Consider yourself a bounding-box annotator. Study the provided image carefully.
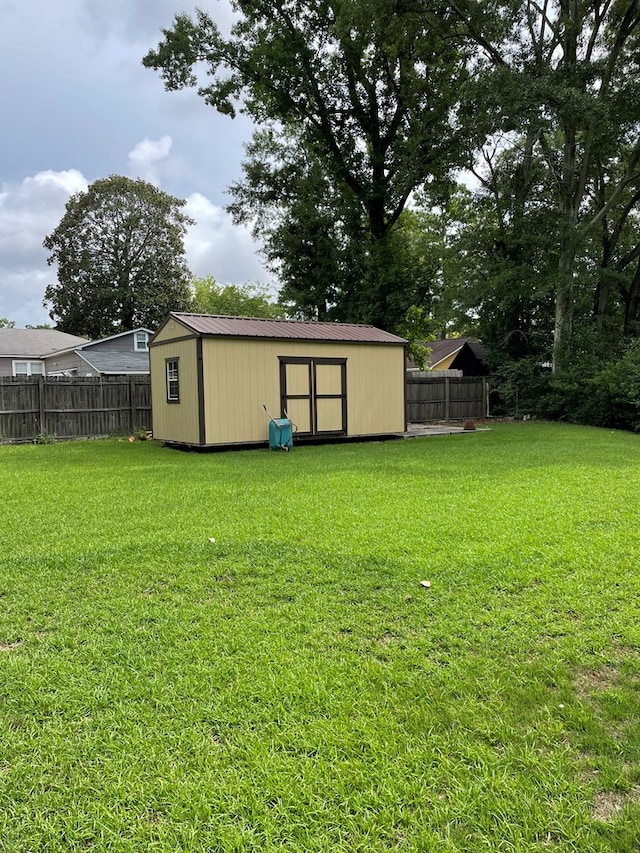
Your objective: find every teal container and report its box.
[269,418,293,450]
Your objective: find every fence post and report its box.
[444,377,450,420]
[38,376,45,435]
[130,375,136,431]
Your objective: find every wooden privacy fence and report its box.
[0,376,151,442]
[0,373,485,443]
[406,373,488,422]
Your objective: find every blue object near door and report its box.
[269,418,293,450]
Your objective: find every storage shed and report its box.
[149,313,407,448]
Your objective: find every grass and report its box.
[1,423,640,851]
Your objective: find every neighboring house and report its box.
[0,329,89,377]
[408,337,488,376]
[150,313,407,448]
[44,328,153,376]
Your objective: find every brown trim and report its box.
[149,334,196,348]
[196,337,205,445]
[165,356,180,403]
[312,359,347,435]
[279,356,347,437]
[403,345,408,432]
[183,332,404,347]
[279,357,313,435]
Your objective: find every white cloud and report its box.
[0,163,276,328]
[184,193,274,286]
[0,170,90,325]
[127,135,173,185]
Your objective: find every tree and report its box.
[0,318,15,328]
[452,0,640,370]
[191,276,284,318]
[43,176,194,338]
[143,0,471,329]
[227,127,369,321]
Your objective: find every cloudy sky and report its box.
[0,0,273,328]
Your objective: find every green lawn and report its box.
[1,423,640,851]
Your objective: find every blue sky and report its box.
[0,0,273,327]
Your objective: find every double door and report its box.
[279,357,347,437]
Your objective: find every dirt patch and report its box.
[0,640,22,652]
[592,787,640,822]
[575,665,619,699]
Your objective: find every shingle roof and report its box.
[0,329,89,358]
[78,351,150,374]
[428,337,487,367]
[75,328,154,351]
[46,327,154,358]
[167,313,406,344]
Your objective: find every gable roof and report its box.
[428,337,487,368]
[0,329,89,358]
[75,327,153,351]
[46,327,154,358]
[161,313,406,344]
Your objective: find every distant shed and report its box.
[149,313,407,448]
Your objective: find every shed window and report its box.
[166,358,179,402]
[13,360,44,377]
[135,332,149,351]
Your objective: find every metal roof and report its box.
[0,329,89,358]
[168,313,407,344]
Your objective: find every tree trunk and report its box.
[623,258,640,336]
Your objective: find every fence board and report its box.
[0,376,151,442]
[406,374,487,422]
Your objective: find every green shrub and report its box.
[527,340,640,431]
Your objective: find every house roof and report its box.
[163,313,407,344]
[77,351,150,375]
[428,337,487,368]
[46,327,154,358]
[0,329,89,358]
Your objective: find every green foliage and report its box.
[33,430,56,445]
[456,1,640,369]
[0,318,15,328]
[191,276,284,318]
[536,341,640,432]
[144,3,466,237]
[3,427,640,847]
[144,1,472,330]
[43,176,193,339]
[488,357,554,417]
[393,305,433,370]
[490,338,640,434]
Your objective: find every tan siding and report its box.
[202,339,404,444]
[150,338,200,444]
[152,317,193,345]
[348,345,405,435]
[432,352,457,371]
[286,398,312,433]
[316,363,342,395]
[316,398,343,432]
[286,363,310,396]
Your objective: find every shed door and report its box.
[280,358,347,436]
